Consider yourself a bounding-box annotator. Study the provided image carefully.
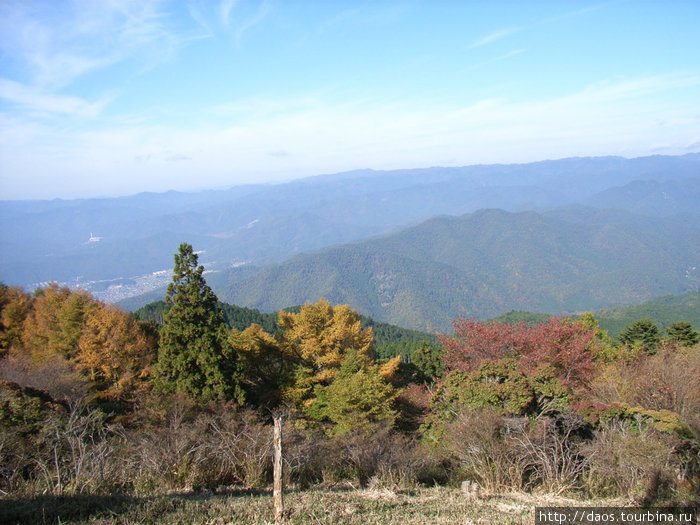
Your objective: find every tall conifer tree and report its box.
[153,243,243,404]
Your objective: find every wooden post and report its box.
[273,414,284,524]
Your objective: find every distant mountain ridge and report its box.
[2,153,699,302]
[217,206,700,331]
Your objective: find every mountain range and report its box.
[1,153,699,330]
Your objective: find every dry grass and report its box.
[0,485,634,525]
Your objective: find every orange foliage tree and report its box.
[21,283,92,362]
[76,303,157,397]
[0,284,32,355]
[3,283,156,400]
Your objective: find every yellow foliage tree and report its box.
[277,299,374,405]
[378,355,402,382]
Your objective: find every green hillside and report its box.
[488,310,553,326]
[593,291,700,338]
[218,207,700,331]
[483,292,700,340]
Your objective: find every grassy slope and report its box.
[0,486,634,525]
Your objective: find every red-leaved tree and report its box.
[439,317,598,388]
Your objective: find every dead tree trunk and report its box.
[273,413,284,524]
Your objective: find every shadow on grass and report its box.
[0,488,266,525]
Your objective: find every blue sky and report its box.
[1,0,699,199]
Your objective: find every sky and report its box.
[1,0,699,200]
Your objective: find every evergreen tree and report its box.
[618,318,661,353]
[153,243,243,404]
[666,321,699,347]
[411,341,443,381]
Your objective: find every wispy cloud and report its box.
[540,2,609,25]
[233,0,272,46]
[468,27,518,49]
[316,8,362,35]
[0,78,111,118]
[220,0,240,27]
[0,0,181,90]
[190,0,271,46]
[573,74,700,104]
[188,3,215,38]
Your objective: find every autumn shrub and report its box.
[34,403,124,495]
[589,343,700,435]
[122,396,273,492]
[431,408,524,490]
[439,316,599,389]
[0,383,127,497]
[0,353,89,403]
[394,382,431,432]
[0,380,68,495]
[511,412,591,494]
[314,422,426,488]
[125,415,209,492]
[368,430,429,489]
[429,360,570,420]
[202,409,272,489]
[280,423,329,488]
[581,420,688,500]
[427,405,594,494]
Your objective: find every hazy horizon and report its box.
[1,1,699,200]
[1,150,698,203]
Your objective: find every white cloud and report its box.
[233,0,272,46]
[2,73,699,199]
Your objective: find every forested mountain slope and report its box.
[218,207,700,331]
